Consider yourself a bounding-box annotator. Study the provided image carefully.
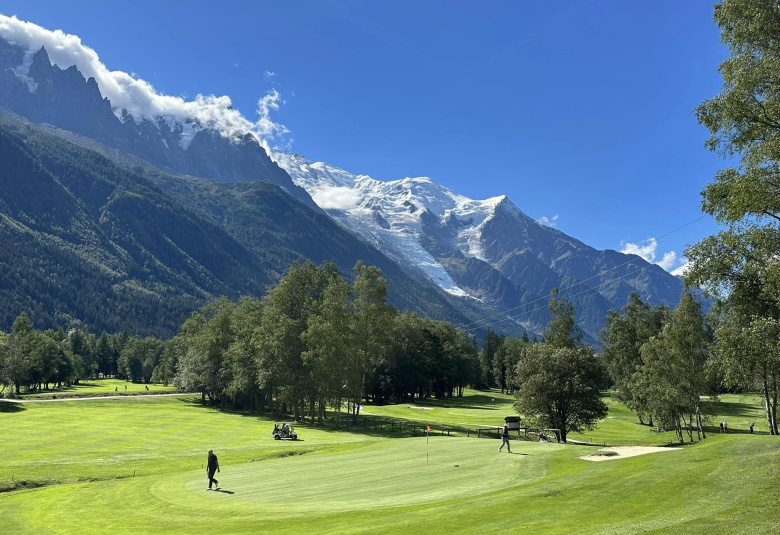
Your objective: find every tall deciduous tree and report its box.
[513,294,606,442]
[637,293,713,443]
[545,289,583,349]
[349,261,394,422]
[687,0,780,434]
[512,344,608,443]
[302,274,353,424]
[601,293,667,425]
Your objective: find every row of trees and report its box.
[0,257,612,443]
[601,292,713,443]
[171,261,480,423]
[0,313,170,394]
[683,0,780,435]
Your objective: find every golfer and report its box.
[206,449,220,490]
[498,424,511,453]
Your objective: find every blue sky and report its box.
[2,0,727,273]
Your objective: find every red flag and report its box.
[426,426,431,432]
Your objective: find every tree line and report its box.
[0,257,611,442]
[0,312,170,394]
[0,255,753,445]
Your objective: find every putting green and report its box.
[160,438,561,511]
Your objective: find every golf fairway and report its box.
[1,393,778,534]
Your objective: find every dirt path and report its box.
[580,446,680,462]
[0,393,190,403]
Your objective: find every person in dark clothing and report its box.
[750,422,755,434]
[498,424,511,453]
[206,449,220,490]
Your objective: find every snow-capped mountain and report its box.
[0,38,317,210]
[0,15,690,341]
[275,152,510,298]
[276,153,687,339]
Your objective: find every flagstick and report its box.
[426,426,430,466]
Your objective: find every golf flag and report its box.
[426,426,431,432]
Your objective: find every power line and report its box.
[460,264,652,333]
[454,214,708,332]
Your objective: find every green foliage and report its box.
[687,0,780,435]
[512,344,608,442]
[512,294,607,442]
[544,288,583,349]
[478,329,501,389]
[601,292,667,421]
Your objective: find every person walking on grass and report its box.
[206,449,220,490]
[750,422,755,434]
[498,424,511,453]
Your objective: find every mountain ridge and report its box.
[276,153,689,339]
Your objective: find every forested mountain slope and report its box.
[0,117,506,336]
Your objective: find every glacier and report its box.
[274,152,521,299]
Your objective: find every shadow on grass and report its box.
[702,401,764,418]
[388,393,509,411]
[0,401,26,413]
[174,396,479,439]
[214,488,235,495]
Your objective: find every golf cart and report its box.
[272,422,298,440]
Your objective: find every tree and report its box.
[222,296,264,410]
[349,261,394,422]
[512,344,608,443]
[255,261,335,418]
[636,293,713,443]
[601,293,667,424]
[512,296,606,442]
[3,313,34,394]
[498,336,528,394]
[118,337,165,383]
[478,330,501,389]
[95,332,117,378]
[712,314,780,434]
[544,289,583,349]
[302,273,354,424]
[686,0,780,433]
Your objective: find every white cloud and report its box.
[620,238,659,262]
[657,250,677,270]
[309,185,363,210]
[537,214,559,227]
[620,237,681,272]
[671,259,690,277]
[0,14,287,148]
[264,70,277,81]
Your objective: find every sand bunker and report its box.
[408,406,434,410]
[580,446,680,462]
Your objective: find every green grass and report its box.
[17,378,178,399]
[0,392,777,534]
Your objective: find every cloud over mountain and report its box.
[0,14,286,148]
[620,237,680,272]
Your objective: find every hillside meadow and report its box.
[0,388,776,534]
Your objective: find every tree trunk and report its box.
[695,395,705,440]
[762,373,777,435]
[772,373,779,436]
